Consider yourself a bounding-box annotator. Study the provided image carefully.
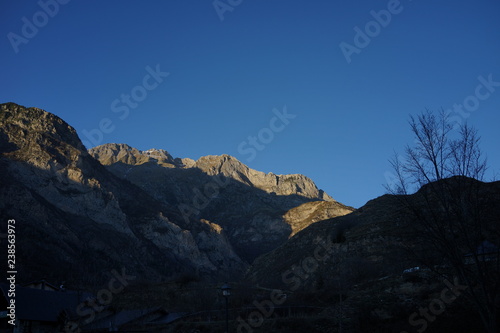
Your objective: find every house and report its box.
[403,266,420,274]
[0,283,88,333]
[22,279,62,292]
[464,240,499,265]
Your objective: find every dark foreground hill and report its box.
[244,177,500,332]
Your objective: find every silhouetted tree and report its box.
[386,110,499,333]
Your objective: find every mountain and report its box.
[0,102,352,287]
[2,102,498,331]
[0,103,249,286]
[244,177,500,330]
[89,143,334,201]
[88,143,353,262]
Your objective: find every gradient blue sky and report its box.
[1,0,499,208]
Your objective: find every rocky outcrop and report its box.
[283,200,354,237]
[89,143,194,168]
[193,154,334,201]
[89,145,333,201]
[89,143,348,262]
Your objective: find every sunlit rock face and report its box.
[90,143,351,263]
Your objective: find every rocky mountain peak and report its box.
[0,102,86,155]
[89,143,182,168]
[91,143,334,202]
[193,153,335,201]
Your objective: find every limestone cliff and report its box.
[89,145,333,201]
[89,144,350,262]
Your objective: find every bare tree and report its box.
[386,110,499,333]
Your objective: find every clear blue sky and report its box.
[1,0,499,208]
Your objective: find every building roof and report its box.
[84,308,165,330]
[0,283,182,329]
[465,240,500,257]
[0,283,90,322]
[22,279,61,291]
[476,240,499,255]
[148,311,189,325]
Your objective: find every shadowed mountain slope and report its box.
[89,143,353,262]
[0,103,243,286]
[0,102,352,287]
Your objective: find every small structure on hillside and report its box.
[464,240,499,265]
[22,279,61,292]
